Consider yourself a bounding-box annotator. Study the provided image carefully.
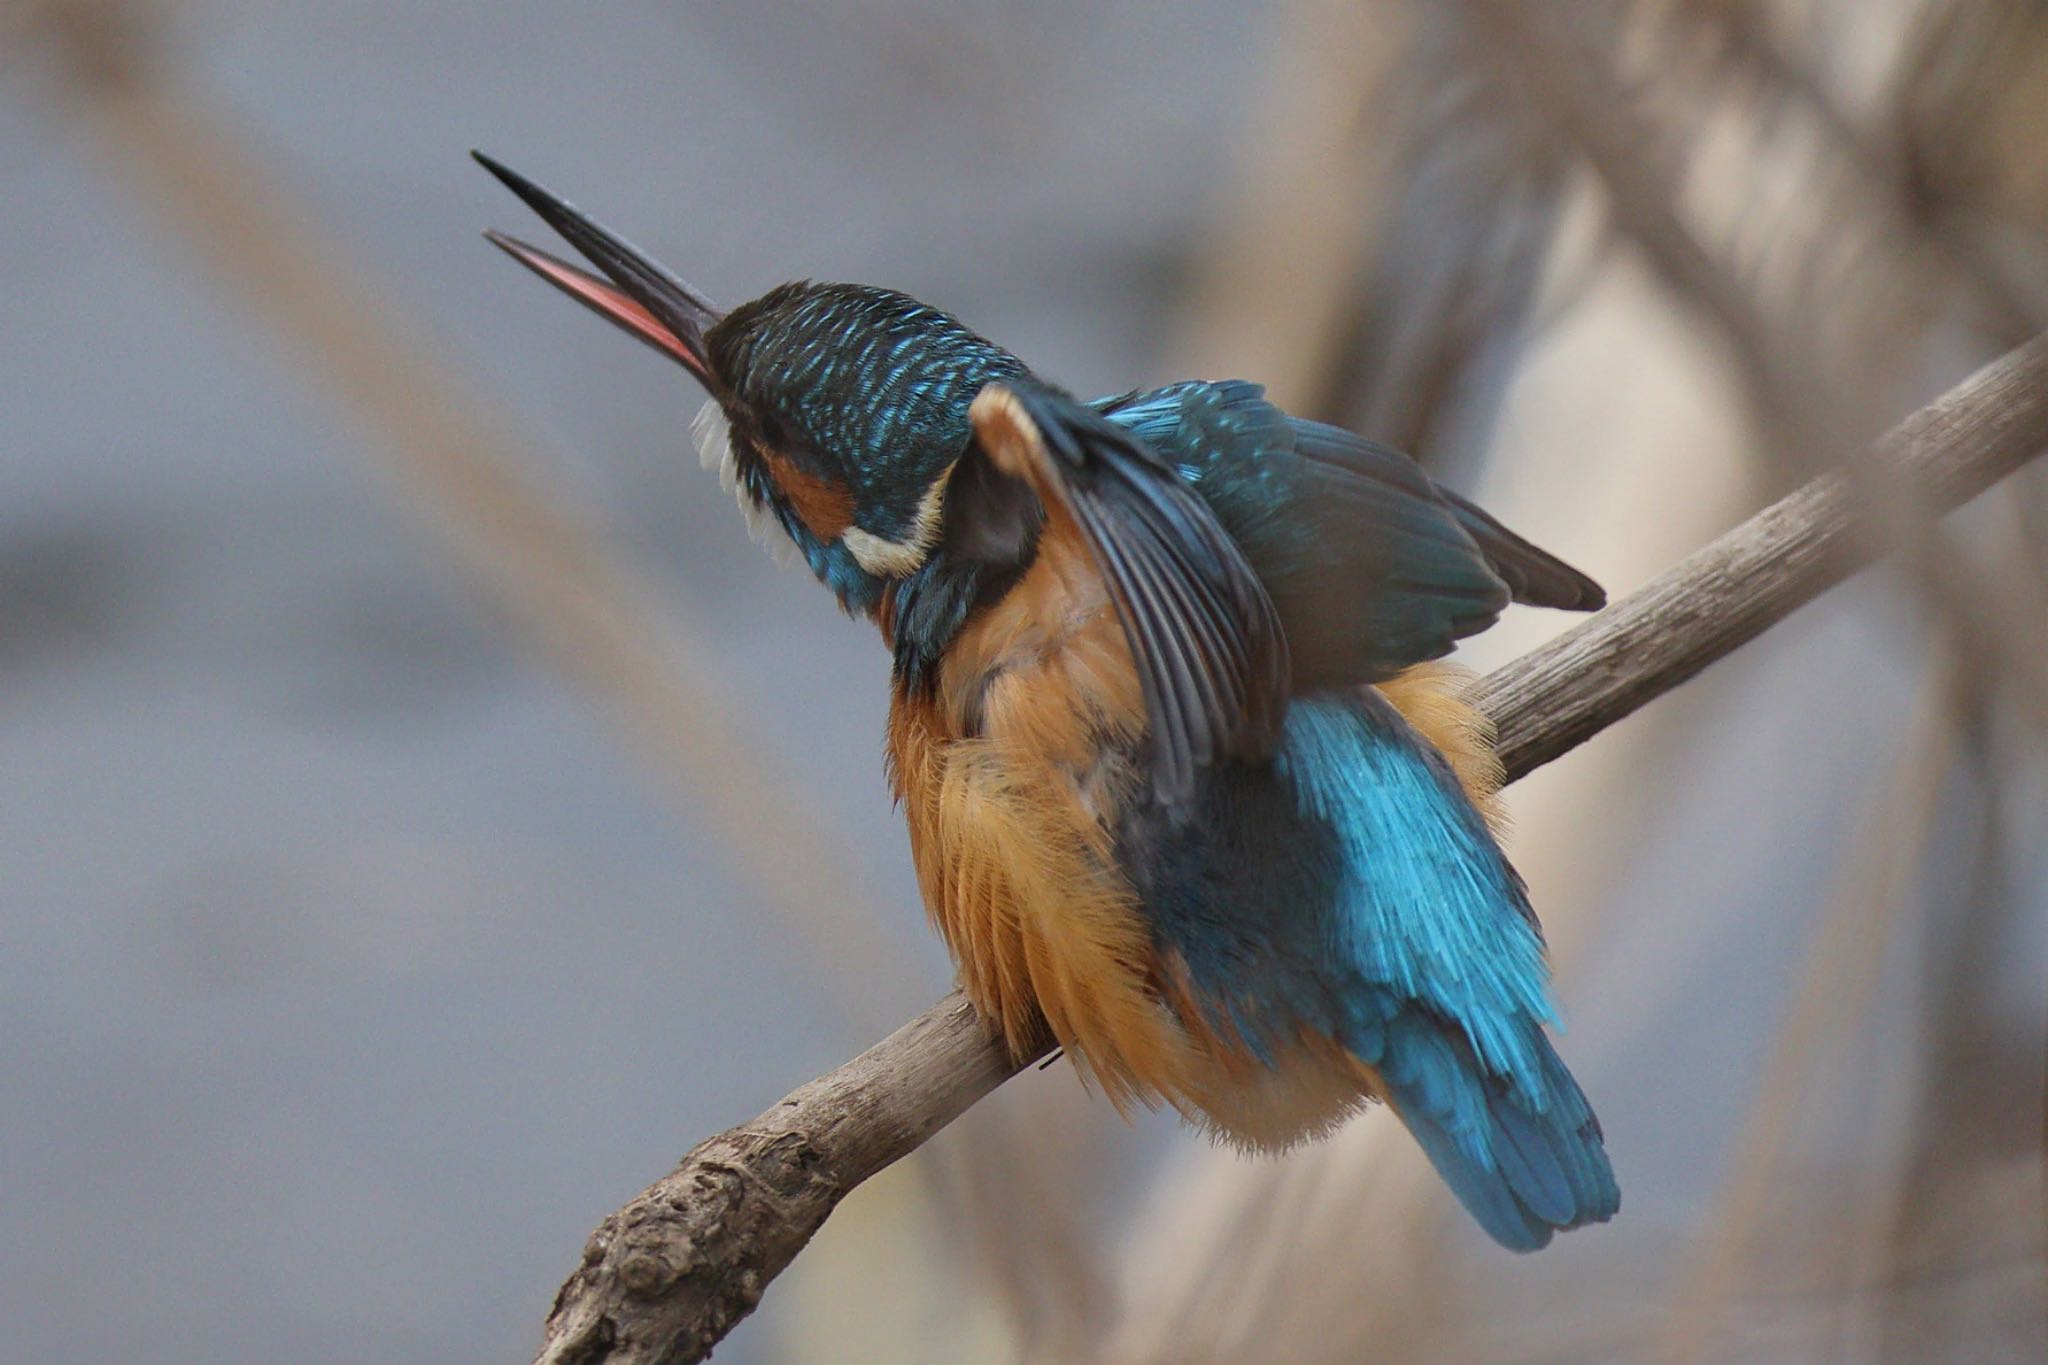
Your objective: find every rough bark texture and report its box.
[1483,335,2048,780]
[535,996,1022,1365]
[535,335,2048,1365]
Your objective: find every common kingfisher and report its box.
[477,153,1620,1251]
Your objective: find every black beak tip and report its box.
[471,151,556,215]
[470,147,726,365]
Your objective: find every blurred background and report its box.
[4,1,2046,1360]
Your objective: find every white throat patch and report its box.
[692,399,802,568]
[691,399,950,579]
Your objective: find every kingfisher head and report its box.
[476,154,1028,614]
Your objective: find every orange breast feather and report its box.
[887,517,1197,1110]
[885,517,1508,1142]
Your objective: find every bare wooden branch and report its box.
[535,334,2048,1365]
[536,997,1015,1364]
[1484,332,2048,779]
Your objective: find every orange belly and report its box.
[887,518,1199,1111]
[886,520,1508,1144]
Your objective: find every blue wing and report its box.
[1118,690,1619,1250]
[1098,382,1603,689]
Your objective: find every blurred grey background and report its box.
[4,2,2045,1362]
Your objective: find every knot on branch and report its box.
[539,1128,851,1365]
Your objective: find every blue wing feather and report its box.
[1098,382,1602,686]
[1087,380,1616,1247]
[1119,690,1618,1250]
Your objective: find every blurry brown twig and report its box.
[1654,655,1960,1363]
[533,334,2048,1365]
[1321,7,1576,460]
[1460,0,1824,455]
[1164,0,1409,414]
[1462,0,2048,743]
[27,0,923,1024]
[1894,2,2048,331]
[1167,1,1575,466]
[1678,0,2046,345]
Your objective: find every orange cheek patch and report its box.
[758,446,856,540]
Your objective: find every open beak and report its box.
[474,151,723,384]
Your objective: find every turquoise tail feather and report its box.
[1125,689,1619,1250]
[1292,693,1619,1249]
[1377,1008,1618,1251]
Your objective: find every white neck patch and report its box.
[840,473,948,577]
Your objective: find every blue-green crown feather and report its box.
[708,283,1026,544]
